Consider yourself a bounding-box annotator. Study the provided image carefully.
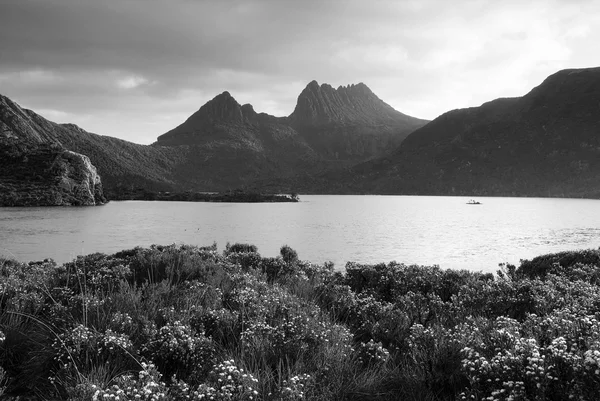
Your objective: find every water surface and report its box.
[1,195,599,272]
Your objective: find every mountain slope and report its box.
[0,106,108,206]
[309,67,600,197]
[0,94,183,194]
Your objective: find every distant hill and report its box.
[290,67,600,198]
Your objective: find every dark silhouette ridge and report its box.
[289,67,600,198]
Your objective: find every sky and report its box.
[1,0,599,145]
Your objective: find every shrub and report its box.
[141,321,216,382]
[225,243,258,255]
[516,249,600,279]
[280,245,299,264]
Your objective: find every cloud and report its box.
[117,75,150,90]
[1,0,599,144]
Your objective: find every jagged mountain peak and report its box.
[300,80,373,98]
[157,80,428,148]
[289,80,418,126]
[306,79,320,89]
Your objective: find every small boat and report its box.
[467,199,482,205]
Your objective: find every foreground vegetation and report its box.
[2,245,600,400]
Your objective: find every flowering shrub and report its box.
[61,253,132,294]
[240,310,335,369]
[191,307,241,349]
[186,359,259,401]
[278,373,312,400]
[83,362,169,401]
[51,324,135,386]
[226,251,262,271]
[109,312,135,333]
[141,321,216,381]
[354,339,389,367]
[460,314,600,400]
[6,245,600,400]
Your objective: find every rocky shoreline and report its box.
[107,189,299,203]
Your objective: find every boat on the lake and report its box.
[467,199,482,205]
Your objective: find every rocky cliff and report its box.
[0,139,107,206]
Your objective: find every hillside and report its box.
[291,67,600,197]
[0,94,180,194]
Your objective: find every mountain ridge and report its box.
[8,66,599,199]
[284,67,600,198]
[1,80,428,194]
[157,81,427,147]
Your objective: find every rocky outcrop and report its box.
[56,150,106,205]
[0,141,107,206]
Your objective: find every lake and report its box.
[1,195,599,273]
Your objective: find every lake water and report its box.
[1,195,599,273]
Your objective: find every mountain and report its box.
[288,81,427,161]
[157,81,428,165]
[299,67,600,197]
[156,91,321,188]
[0,81,427,195]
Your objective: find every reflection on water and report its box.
[1,196,600,272]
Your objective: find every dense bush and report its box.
[1,246,600,400]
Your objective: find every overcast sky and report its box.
[1,0,599,144]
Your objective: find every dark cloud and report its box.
[1,0,599,144]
